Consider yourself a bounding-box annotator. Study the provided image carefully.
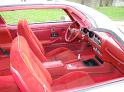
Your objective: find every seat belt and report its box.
[0,48,10,57]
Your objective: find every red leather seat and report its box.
[18,19,76,64]
[0,75,20,92]
[0,15,11,76]
[0,15,12,52]
[0,57,10,76]
[10,36,94,92]
[0,15,12,44]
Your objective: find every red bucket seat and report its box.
[0,15,12,74]
[10,36,94,92]
[18,19,76,64]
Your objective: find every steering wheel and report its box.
[65,21,80,42]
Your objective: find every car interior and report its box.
[0,5,124,92]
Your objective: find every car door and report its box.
[2,8,72,44]
[30,22,72,43]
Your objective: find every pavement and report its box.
[113,21,124,31]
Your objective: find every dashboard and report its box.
[81,28,102,46]
[80,28,124,74]
[80,28,105,57]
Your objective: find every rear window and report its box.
[0,9,71,25]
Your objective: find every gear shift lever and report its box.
[78,54,81,60]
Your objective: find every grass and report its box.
[0,7,124,25]
[97,7,124,21]
[0,9,67,25]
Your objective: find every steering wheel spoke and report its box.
[65,21,80,42]
[68,32,73,41]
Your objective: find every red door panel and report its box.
[30,22,72,42]
[8,22,72,43]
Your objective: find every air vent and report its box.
[83,28,89,34]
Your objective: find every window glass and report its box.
[0,9,71,25]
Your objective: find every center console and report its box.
[66,56,113,73]
[43,55,114,78]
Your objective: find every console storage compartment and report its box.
[83,59,99,67]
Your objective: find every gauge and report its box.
[81,28,89,34]
[89,31,94,38]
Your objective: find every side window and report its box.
[0,9,71,25]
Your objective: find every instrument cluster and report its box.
[81,28,102,46]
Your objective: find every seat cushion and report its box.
[0,57,11,76]
[52,71,94,91]
[46,47,77,63]
[0,57,10,70]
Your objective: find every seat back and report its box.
[10,36,52,92]
[0,15,12,44]
[18,19,47,62]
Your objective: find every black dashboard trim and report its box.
[89,28,124,47]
